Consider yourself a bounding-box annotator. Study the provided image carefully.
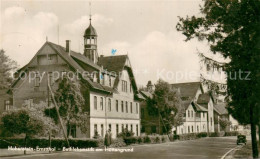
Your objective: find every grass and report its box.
[234,143,260,159]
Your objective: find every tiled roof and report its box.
[171,82,201,109]
[214,102,228,115]
[47,42,115,93]
[98,55,127,73]
[197,93,211,104]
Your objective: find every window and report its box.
[25,99,33,107]
[94,124,97,136]
[131,124,133,132]
[116,100,118,112]
[197,126,199,132]
[116,124,119,136]
[94,96,97,110]
[108,98,111,111]
[47,54,52,60]
[203,124,205,130]
[136,103,139,114]
[35,74,40,87]
[126,101,128,113]
[5,100,10,111]
[191,111,193,118]
[188,126,190,133]
[130,102,133,113]
[136,125,139,136]
[188,110,190,117]
[101,124,104,137]
[109,124,111,132]
[192,126,194,132]
[122,80,127,92]
[121,124,124,132]
[203,112,205,118]
[126,124,128,130]
[121,101,124,112]
[100,97,103,110]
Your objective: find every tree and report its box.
[219,118,232,132]
[153,79,183,134]
[50,76,89,138]
[1,102,58,153]
[176,0,260,157]
[0,49,17,89]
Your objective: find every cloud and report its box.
[101,30,212,86]
[62,14,113,35]
[1,6,59,67]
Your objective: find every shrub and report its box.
[93,131,101,139]
[173,135,180,140]
[197,132,207,138]
[143,136,151,143]
[209,132,220,137]
[117,128,134,138]
[225,131,238,136]
[124,137,137,145]
[110,138,126,147]
[137,137,143,144]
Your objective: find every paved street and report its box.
[0,137,238,159]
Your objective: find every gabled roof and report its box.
[140,91,153,99]
[171,82,202,109]
[214,102,228,115]
[192,102,208,112]
[10,42,113,94]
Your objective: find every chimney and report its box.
[66,40,71,55]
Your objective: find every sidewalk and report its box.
[225,143,260,159]
[0,149,51,157]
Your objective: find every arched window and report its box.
[108,98,111,111]
[100,97,103,110]
[94,96,97,110]
[188,110,190,117]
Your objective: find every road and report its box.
[0,137,238,159]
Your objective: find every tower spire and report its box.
[89,2,92,23]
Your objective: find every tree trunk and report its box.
[250,104,258,158]
[24,133,27,155]
[67,121,71,138]
[258,123,260,145]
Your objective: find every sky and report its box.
[0,0,226,87]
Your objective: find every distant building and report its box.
[171,82,215,134]
[7,16,141,138]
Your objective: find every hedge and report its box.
[0,138,101,149]
[224,131,239,136]
[123,135,169,145]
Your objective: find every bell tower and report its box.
[84,4,98,63]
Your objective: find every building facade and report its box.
[8,16,141,139]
